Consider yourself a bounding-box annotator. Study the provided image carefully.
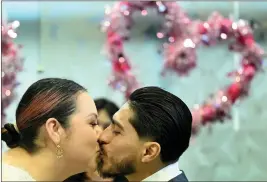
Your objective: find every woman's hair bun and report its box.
[1,123,21,148]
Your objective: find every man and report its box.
[97,87,192,181]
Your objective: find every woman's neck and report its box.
[3,147,71,181]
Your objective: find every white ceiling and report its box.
[3,1,267,21]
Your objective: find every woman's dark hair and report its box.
[1,78,86,153]
[94,98,119,118]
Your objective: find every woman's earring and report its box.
[56,145,63,159]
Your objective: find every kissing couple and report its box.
[2,78,192,182]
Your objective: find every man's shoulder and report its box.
[169,171,188,182]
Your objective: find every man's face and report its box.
[97,103,142,178]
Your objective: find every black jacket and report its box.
[113,171,188,182]
[168,171,188,182]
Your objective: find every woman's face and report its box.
[98,109,112,130]
[61,92,101,174]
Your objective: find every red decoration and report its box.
[227,83,242,103]
[101,1,265,135]
[2,19,24,124]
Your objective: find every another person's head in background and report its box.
[95,98,119,130]
[97,86,192,181]
[2,78,101,181]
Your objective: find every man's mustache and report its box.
[99,145,107,156]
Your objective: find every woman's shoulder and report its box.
[2,163,36,181]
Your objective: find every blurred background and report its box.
[2,1,267,180]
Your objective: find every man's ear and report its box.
[141,142,161,163]
[45,118,65,145]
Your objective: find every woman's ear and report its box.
[141,142,161,163]
[45,118,64,145]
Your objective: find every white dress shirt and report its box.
[142,161,182,181]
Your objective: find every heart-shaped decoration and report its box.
[101,1,265,135]
[2,20,24,124]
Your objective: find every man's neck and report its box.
[126,160,165,181]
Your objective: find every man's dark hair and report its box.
[128,86,192,164]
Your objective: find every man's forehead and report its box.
[121,102,130,110]
[113,102,133,123]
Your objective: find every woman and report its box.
[2,78,101,181]
[64,98,119,182]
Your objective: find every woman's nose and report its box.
[95,125,103,137]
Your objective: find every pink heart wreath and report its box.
[2,20,24,124]
[101,1,265,135]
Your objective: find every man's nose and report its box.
[97,129,111,145]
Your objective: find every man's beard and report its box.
[97,155,136,178]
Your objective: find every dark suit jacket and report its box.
[113,171,188,182]
[169,171,188,182]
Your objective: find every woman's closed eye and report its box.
[89,121,98,127]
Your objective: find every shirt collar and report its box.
[142,161,182,181]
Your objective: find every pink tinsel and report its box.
[2,20,24,124]
[101,1,265,135]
